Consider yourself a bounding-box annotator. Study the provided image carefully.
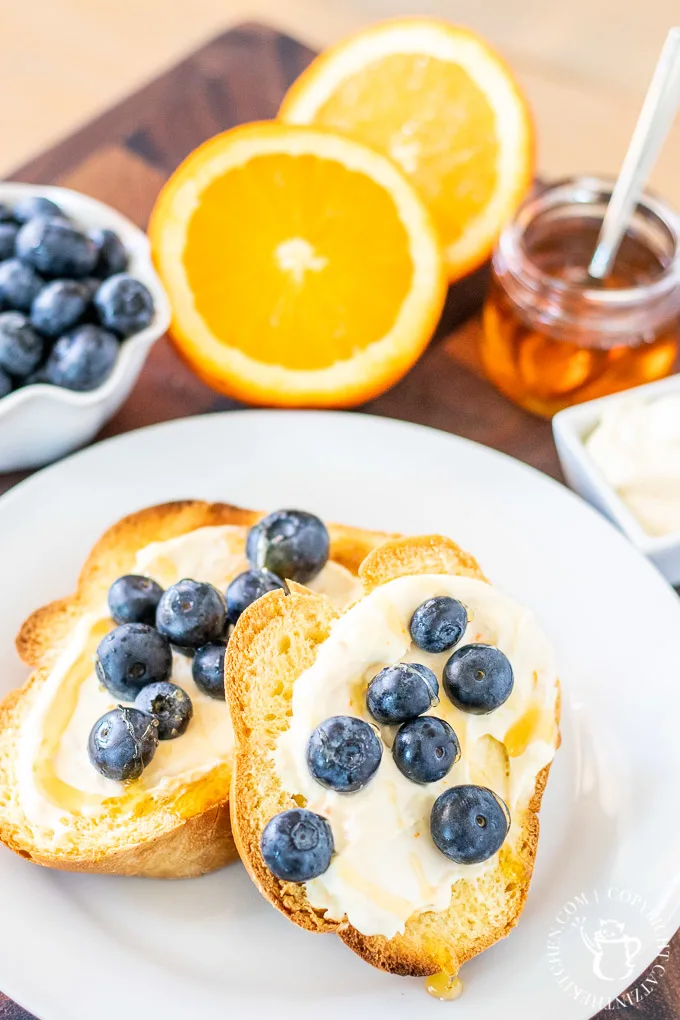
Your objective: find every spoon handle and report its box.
[588,27,680,280]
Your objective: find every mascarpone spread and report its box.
[17,525,361,843]
[585,393,680,537]
[274,573,559,939]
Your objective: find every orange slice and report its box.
[279,18,534,281]
[148,122,446,407]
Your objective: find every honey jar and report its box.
[481,177,680,417]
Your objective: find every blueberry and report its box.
[307,715,382,793]
[443,644,514,714]
[0,312,44,378]
[23,365,49,387]
[0,259,44,311]
[44,324,118,391]
[108,574,164,626]
[95,622,172,700]
[91,228,129,278]
[12,196,64,224]
[94,273,154,337]
[246,510,329,584]
[88,706,159,782]
[260,808,334,882]
[134,681,193,740]
[393,716,460,784]
[156,579,227,649]
[30,279,89,337]
[366,662,438,725]
[0,366,12,398]
[225,568,285,625]
[0,223,18,261]
[16,217,97,278]
[0,203,14,223]
[410,596,468,654]
[192,642,227,700]
[430,785,510,864]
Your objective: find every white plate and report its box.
[0,410,678,1020]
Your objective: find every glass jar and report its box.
[480,176,680,417]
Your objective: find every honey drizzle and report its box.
[426,969,463,1001]
[33,617,118,814]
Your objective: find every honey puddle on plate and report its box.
[426,970,463,1001]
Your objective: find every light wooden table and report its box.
[2,0,680,204]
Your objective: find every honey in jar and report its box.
[481,177,680,417]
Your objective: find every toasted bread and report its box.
[226,535,560,977]
[0,500,392,878]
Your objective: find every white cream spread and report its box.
[585,393,680,537]
[274,574,559,940]
[16,524,361,842]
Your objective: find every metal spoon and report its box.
[588,26,680,280]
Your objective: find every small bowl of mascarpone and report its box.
[553,374,680,584]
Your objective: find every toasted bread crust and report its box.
[16,501,261,670]
[226,535,560,975]
[359,534,488,590]
[228,586,339,930]
[2,501,392,878]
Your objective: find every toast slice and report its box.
[226,535,560,979]
[0,500,392,878]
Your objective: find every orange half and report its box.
[148,122,446,407]
[279,18,534,281]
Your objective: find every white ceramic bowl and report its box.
[553,373,680,584]
[0,182,170,471]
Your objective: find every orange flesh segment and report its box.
[184,153,414,371]
[308,54,499,251]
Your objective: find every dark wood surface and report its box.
[2,22,678,1020]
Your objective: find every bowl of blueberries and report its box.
[0,182,170,471]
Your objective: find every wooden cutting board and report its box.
[3,22,678,1020]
